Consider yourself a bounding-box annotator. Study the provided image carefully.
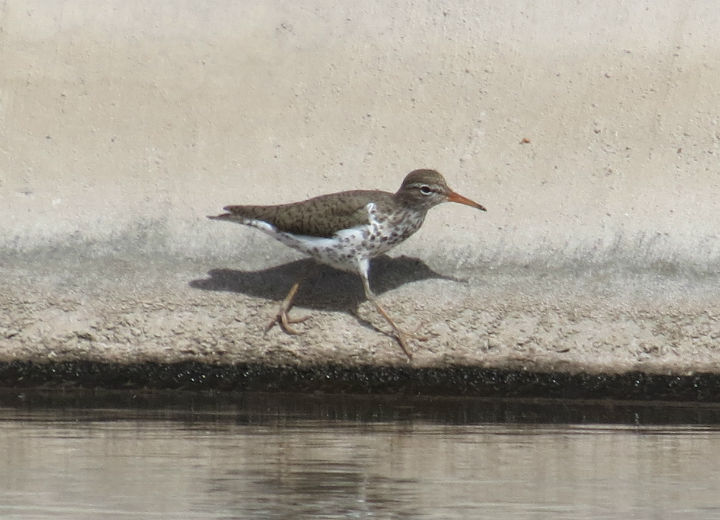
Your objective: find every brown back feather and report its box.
[216,190,394,238]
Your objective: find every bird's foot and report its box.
[390,322,433,359]
[393,329,414,360]
[362,298,419,361]
[264,279,310,335]
[265,309,311,335]
[399,321,429,341]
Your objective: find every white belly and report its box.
[243,202,425,273]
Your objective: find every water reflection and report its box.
[1,391,719,519]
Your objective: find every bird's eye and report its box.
[419,185,432,195]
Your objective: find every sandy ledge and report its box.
[2,251,719,401]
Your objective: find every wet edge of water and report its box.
[2,386,720,427]
[0,360,719,402]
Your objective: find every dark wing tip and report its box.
[208,205,246,220]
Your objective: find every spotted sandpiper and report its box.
[210,169,486,359]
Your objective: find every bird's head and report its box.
[395,169,486,212]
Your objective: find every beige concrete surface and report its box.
[1,1,720,377]
[2,253,719,374]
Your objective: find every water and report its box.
[1,391,720,519]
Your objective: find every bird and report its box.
[209,169,486,359]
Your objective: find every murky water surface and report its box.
[1,391,719,519]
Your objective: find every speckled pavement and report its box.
[2,252,719,400]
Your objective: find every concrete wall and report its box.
[4,1,720,374]
[2,0,720,270]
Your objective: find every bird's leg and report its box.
[265,278,311,335]
[360,274,413,360]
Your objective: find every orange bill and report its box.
[447,191,486,211]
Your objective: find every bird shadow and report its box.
[189,255,458,314]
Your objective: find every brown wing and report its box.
[212,190,392,238]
